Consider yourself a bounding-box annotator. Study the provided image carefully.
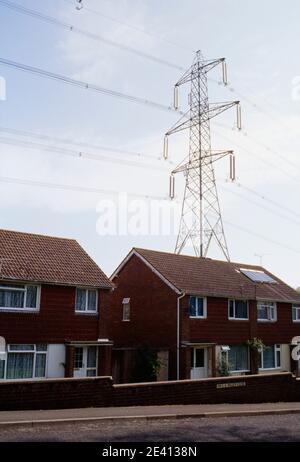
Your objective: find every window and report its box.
[1,344,47,380]
[228,300,248,320]
[0,283,40,311]
[75,288,98,313]
[257,301,277,321]
[259,345,281,369]
[122,298,130,321]
[74,347,83,369]
[191,348,205,368]
[227,345,249,372]
[0,360,4,379]
[86,346,97,377]
[189,296,207,318]
[292,305,300,322]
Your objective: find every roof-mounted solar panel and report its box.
[239,268,277,284]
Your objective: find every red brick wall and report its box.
[0,377,113,411]
[108,255,178,379]
[257,302,300,344]
[1,373,300,411]
[181,296,254,344]
[107,254,300,381]
[0,285,111,343]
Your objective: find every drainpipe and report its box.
[177,292,186,380]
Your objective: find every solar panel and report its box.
[239,268,277,284]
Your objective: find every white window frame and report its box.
[257,301,277,322]
[228,299,249,320]
[75,288,98,314]
[223,345,250,374]
[259,344,281,370]
[122,297,130,321]
[292,305,300,323]
[189,296,207,319]
[0,283,41,312]
[0,344,48,381]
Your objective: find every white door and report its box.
[74,346,98,378]
[190,347,207,379]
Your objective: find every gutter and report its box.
[176,291,186,381]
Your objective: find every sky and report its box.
[0,0,300,287]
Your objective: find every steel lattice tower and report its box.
[165,50,241,261]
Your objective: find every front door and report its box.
[74,346,98,377]
[190,347,207,379]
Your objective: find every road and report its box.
[1,414,300,442]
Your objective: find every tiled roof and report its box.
[0,229,113,289]
[133,248,300,303]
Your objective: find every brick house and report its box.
[0,229,114,381]
[108,248,300,383]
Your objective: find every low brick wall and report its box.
[113,373,298,407]
[0,376,113,411]
[0,372,300,411]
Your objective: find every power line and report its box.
[220,184,300,226]
[0,175,169,201]
[224,219,300,255]
[1,0,298,176]
[3,0,298,153]
[0,136,170,172]
[0,125,170,163]
[234,181,300,219]
[213,123,300,184]
[0,0,185,71]
[61,0,194,53]
[0,57,183,115]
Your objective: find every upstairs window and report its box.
[75,288,98,313]
[257,301,277,321]
[0,283,40,311]
[189,296,207,318]
[292,305,300,322]
[228,300,249,320]
[122,297,130,321]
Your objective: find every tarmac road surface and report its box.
[1,414,300,442]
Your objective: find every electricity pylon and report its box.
[164,50,241,261]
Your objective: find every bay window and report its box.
[0,283,40,311]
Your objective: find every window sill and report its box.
[229,369,250,374]
[259,367,281,371]
[0,308,39,313]
[122,319,130,322]
[292,320,300,323]
[75,311,98,315]
[257,319,277,323]
[228,318,249,321]
[189,316,207,319]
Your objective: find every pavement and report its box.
[1,402,300,427]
